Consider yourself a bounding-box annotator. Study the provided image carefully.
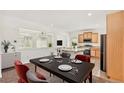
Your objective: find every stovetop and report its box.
[83,45,93,47]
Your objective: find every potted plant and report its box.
[48,43,52,47]
[72,42,77,49]
[1,40,11,53]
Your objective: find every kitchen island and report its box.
[62,47,86,58]
[62,46,100,58]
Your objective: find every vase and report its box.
[4,46,8,53]
[73,46,75,49]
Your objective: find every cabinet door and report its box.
[87,32,92,39]
[1,52,21,69]
[107,11,124,81]
[92,33,98,43]
[90,48,95,57]
[78,34,83,43]
[91,50,95,57]
[91,47,100,57]
[83,32,88,39]
[96,49,100,58]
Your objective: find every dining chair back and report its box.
[26,70,48,83]
[75,54,91,83]
[14,60,29,83]
[60,52,71,58]
[15,60,46,83]
[75,54,90,62]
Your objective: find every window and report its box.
[19,33,33,48]
[23,36,32,48]
[18,28,53,49]
[36,36,48,48]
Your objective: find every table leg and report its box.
[63,80,64,83]
[89,71,92,83]
[84,80,86,83]
[35,65,37,72]
[50,73,52,77]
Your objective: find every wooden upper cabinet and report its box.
[83,32,92,39]
[78,32,98,43]
[83,32,88,39]
[92,33,98,43]
[87,32,92,39]
[78,34,83,43]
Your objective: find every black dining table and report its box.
[30,56,94,83]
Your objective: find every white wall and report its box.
[0,15,51,41]
[20,48,55,63]
[0,14,70,62]
[0,14,70,76]
[55,32,70,47]
[0,14,70,46]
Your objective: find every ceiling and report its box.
[0,10,116,32]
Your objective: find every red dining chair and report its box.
[14,60,46,83]
[26,70,48,83]
[75,54,92,83]
[75,54,90,62]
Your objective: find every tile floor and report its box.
[91,57,121,83]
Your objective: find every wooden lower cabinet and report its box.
[90,47,100,58]
[91,50,95,57]
[95,49,100,58]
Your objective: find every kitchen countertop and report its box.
[62,47,91,52]
[0,52,20,55]
[62,48,85,52]
[62,46,100,52]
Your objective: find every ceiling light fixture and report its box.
[88,13,92,16]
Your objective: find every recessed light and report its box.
[50,24,54,27]
[88,13,92,16]
[95,24,99,27]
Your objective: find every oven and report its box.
[83,49,91,56]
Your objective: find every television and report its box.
[57,40,62,46]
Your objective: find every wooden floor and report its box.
[0,57,119,83]
[0,60,116,83]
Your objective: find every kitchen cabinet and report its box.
[83,32,92,39]
[92,33,98,43]
[91,50,95,57]
[87,32,92,39]
[78,32,98,43]
[0,52,21,69]
[91,47,100,58]
[96,49,100,58]
[78,34,83,43]
[83,32,88,39]
[107,11,124,81]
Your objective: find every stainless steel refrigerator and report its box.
[100,34,106,72]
